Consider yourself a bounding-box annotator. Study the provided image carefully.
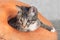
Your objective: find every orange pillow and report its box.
[0,0,57,40]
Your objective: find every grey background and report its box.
[19,0,59,20]
[19,0,59,40]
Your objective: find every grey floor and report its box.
[51,20,60,40]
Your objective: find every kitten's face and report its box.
[17,6,38,31]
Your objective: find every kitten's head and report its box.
[16,6,38,31]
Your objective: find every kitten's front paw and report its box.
[51,27,56,32]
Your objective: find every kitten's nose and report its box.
[23,19,27,27]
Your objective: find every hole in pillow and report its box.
[8,16,18,29]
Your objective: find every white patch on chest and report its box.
[31,12,35,16]
[25,21,40,31]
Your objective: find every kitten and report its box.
[8,6,56,32]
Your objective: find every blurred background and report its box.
[19,0,59,40]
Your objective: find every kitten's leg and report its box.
[40,22,56,32]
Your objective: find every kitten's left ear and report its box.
[29,6,38,16]
[16,5,22,11]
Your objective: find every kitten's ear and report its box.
[16,5,22,12]
[29,6,38,16]
[16,5,22,17]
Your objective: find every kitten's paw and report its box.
[51,27,56,32]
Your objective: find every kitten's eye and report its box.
[27,22,30,25]
[18,18,22,25]
[30,21,34,24]
[18,11,22,15]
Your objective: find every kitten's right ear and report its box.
[31,6,38,14]
[29,6,38,16]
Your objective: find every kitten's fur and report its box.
[8,6,55,32]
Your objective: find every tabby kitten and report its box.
[8,6,56,32]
